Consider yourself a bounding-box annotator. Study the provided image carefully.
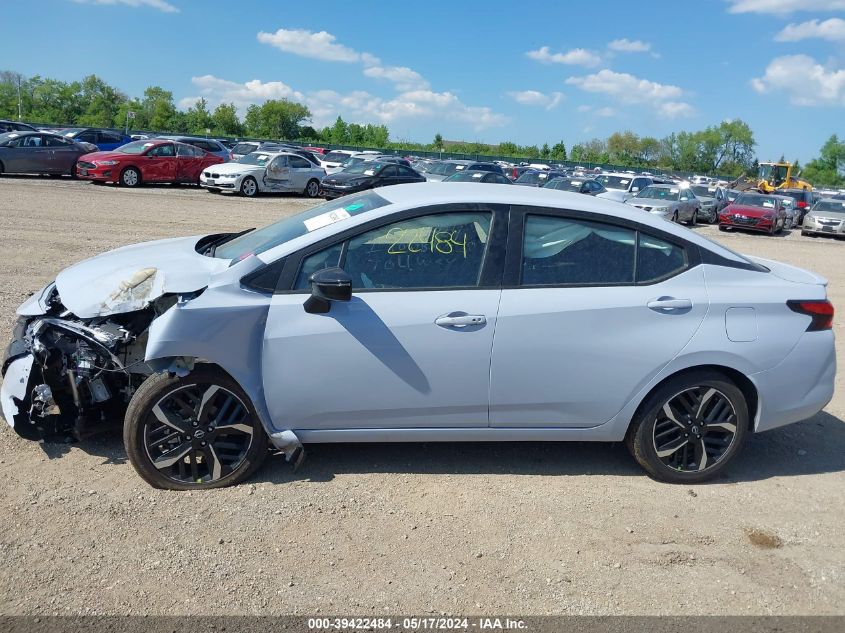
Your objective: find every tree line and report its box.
[1,69,841,184]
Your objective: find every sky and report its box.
[2,0,845,162]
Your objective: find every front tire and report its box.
[671,211,679,223]
[120,167,141,188]
[687,210,698,226]
[240,176,258,197]
[124,367,268,490]
[304,178,320,198]
[627,370,749,483]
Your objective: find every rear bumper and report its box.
[751,330,836,432]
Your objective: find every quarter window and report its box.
[295,212,493,290]
[637,234,687,282]
[289,155,311,168]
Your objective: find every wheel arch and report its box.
[625,364,759,442]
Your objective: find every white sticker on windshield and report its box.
[304,209,351,232]
[763,202,774,208]
[571,181,582,186]
[620,179,630,185]
[472,172,484,178]
[670,188,679,193]
[363,169,375,176]
[539,174,548,179]
[455,165,466,170]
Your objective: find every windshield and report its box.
[116,140,158,155]
[236,152,274,166]
[232,143,258,155]
[0,132,21,145]
[813,200,845,214]
[637,186,678,201]
[597,175,631,190]
[442,163,468,176]
[758,163,788,186]
[427,162,448,175]
[544,178,581,191]
[342,162,384,175]
[726,189,740,201]
[516,172,552,185]
[323,151,351,163]
[735,193,777,208]
[214,191,390,260]
[445,171,488,182]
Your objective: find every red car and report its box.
[77,139,225,187]
[303,146,327,155]
[719,192,787,235]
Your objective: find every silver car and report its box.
[0,131,97,177]
[2,184,835,490]
[626,184,700,224]
[802,198,845,237]
[690,185,719,223]
[200,151,326,198]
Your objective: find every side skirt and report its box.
[294,426,622,444]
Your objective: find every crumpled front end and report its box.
[1,282,172,441]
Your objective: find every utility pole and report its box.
[16,74,22,121]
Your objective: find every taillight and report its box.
[787,300,834,331]
[797,201,809,208]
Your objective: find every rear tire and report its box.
[627,370,749,484]
[671,211,679,223]
[120,167,141,188]
[124,367,269,490]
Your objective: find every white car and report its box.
[320,150,379,174]
[200,151,325,198]
[1,184,835,489]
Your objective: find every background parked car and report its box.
[626,184,700,224]
[542,177,609,196]
[773,195,799,229]
[779,188,815,225]
[443,170,512,184]
[596,172,656,202]
[0,120,37,133]
[719,192,786,235]
[56,127,130,151]
[77,139,224,187]
[714,187,741,216]
[689,185,719,223]
[157,136,232,161]
[0,131,97,177]
[802,198,845,238]
[231,141,262,161]
[200,150,325,198]
[320,160,425,198]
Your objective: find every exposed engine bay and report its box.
[2,283,177,441]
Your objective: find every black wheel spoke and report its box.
[143,383,256,485]
[653,386,737,473]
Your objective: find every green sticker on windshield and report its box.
[345,202,365,212]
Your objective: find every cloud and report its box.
[184,75,508,131]
[72,0,178,11]
[775,18,845,42]
[526,46,602,67]
[726,0,845,14]
[751,55,845,105]
[607,38,652,53]
[566,69,694,118]
[362,65,429,91]
[596,107,617,117]
[256,28,363,62]
[506,90,564,110]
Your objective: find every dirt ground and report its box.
[0,177,843,616]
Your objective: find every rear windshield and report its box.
[637,186,678,201]
[214,191,390,261]
[544,178,581,191]
[516,172,552,185]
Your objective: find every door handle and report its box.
[647,298,692,312]
[435,314,486,328]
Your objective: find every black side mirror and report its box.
[304,267,352,314]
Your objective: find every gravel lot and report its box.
[0,177,843,616]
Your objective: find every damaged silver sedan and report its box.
[1,184,836,489]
